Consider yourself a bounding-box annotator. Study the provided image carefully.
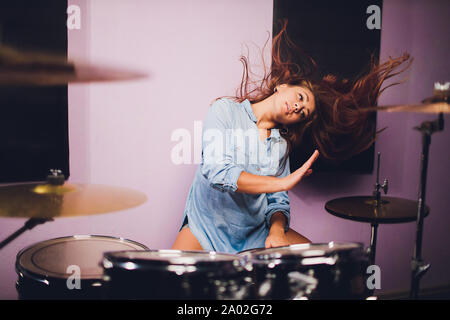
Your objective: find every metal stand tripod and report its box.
[409,112,444,299]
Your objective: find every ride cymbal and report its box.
[325,196,429,224]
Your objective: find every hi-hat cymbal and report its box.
[0,182,147,218]
[0,45,147,86]
[325,196,429,224]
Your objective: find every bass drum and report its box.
[102,250,253,300]
[239,242,370,300]
[15,235,149,299]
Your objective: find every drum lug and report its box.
[411,259,430,280]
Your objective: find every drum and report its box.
[102,250,253,300]
[15,235,149,299]
[239,242,370,300]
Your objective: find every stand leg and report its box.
[369,223,378,266]
[0,218,52,250]
[410,132,431,299]
[409,112,444,299]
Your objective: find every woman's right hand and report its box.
[281,150,319,191]
[236,150,319,194]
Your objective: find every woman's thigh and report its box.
[286,228,312,245]
[171,226,203,251]
[171,227,308,250]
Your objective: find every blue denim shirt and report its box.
[181,98,290,253]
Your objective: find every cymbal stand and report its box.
[368,152,388,265]
[410,112,444,299]
[0,218,53,250]
[0,169,62,251]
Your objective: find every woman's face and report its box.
[273,84,315,125]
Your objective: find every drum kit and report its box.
[0,45,448,300]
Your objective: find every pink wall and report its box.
[0,0,273,299]
[0,0,448,299]
[291,0,450,295]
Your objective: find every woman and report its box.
[172,21,411,254]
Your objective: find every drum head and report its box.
[239,242,363,261]
[16,235,148,280]
[103,249,243,271]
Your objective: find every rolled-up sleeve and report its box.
[265,156,291,232]
[200,99,244,192]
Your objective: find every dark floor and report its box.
[378,287,450,300]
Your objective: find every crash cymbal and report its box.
[366,102,449,114]
[0,182,147,218]
[325,196,429,224]
[365,82,449,114]
[0,45,147,86]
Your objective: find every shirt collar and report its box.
[242,99,257,123]
[271,128,280,139]
[242,99,281,140]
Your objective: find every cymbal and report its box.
[366,102,449,114]
[0,45,147,86]
[0,182,147,218]
[325,196,429,224]
[365,83,449,114]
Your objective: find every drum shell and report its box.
[15,235,148,300]
[16,273,103,300]
[242,243,371,300]
[102,250,254,300]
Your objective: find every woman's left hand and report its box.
[265,229,289,248]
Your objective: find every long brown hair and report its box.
[231,20,412,164]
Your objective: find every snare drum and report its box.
[15,235,148,299]
[102,250,253,300]
[239,242,370,300]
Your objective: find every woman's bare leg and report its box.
[172,227,307,250]
[286,228,312,245]
[171,227,203,250]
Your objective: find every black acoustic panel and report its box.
[273,0,382,174]
[0,0,69,183]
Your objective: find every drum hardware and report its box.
[369,152,388,265]
[286,271,319,300]
[364,82,449,114]
[101,250,254,300]
[0,169,147,250]
[0,169,65,250]
[372,82,448,298]
[325,152,430,296]
[339,82,448,299]
[239,242,370,300]
[409,84,447,299]
[325,164,429,266]
[0,217,52,250]
[325,194,430,299]
[0,44,151,299]
[15,235,149,300]
[0,45,148,86]
[0,46,148,250]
